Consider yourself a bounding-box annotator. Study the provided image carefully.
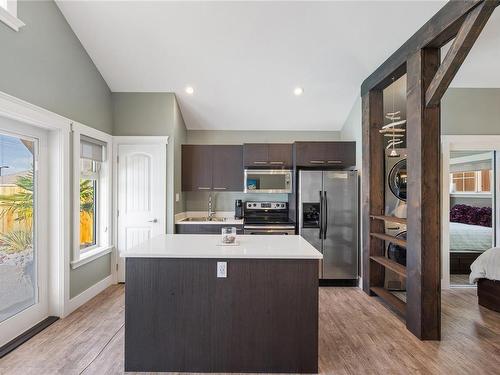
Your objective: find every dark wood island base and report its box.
[125,257,319,373]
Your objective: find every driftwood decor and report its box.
[361,0,498,340]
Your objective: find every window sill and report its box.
[71,245,113,269]
[450,193,492,199]
[0,7,25,32]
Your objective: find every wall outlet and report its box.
[175,193,180,202]
[217,262,227,278]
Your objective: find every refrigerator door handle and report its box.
[323,191,328,239]
[319,191,323,239]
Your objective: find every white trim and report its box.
[441,135,499,290]
[65,275,113,316]
[0,3,24,32]
[0,91,70,131]
[450,193,492,199]
[450,152,494,165]
[113,136,169,283]
[70,245,113,269]
[71,122,113,273]
[113,135,169,145]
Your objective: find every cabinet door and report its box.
[268,144,293,168]
[212,145,244,191]
[295,142,327,167]
[243,144,269,167]
[323,142,356,167]
[182,145,213,191]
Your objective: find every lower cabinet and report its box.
[176,224,244,234]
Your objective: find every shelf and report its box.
[370,287,406,316]
[370,232,407,247]
[370,215,407,225]
[370,256,406,278]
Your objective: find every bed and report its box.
[470,247,500,313]
[450,222,492,274]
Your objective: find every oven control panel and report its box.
[245,202,287,210]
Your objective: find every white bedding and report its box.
[470,247,500,284]
[450,222,492,252]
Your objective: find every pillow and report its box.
[450,204,492,227]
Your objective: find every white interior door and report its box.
[117,143,166,282]
[0,119,48,347]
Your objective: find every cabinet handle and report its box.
[198,187,211,190]
[253,161,268,164]
[327,160,342,164]
[270,161,284,165]
[214,187,226,190]
[310,160,325,164]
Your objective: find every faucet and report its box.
[208,194,215,220]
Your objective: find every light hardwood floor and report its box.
[0,285,499,374]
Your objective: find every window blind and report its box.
[80,135,106,162]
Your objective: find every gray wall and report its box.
[0,1,112,133]
[185,192,288,212]
[442,88,500,135]
[112,93,187,233]
[0,1,114,298]
[187,130,340,144]
[70,255,111,297]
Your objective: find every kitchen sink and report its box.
[181,217,227,222]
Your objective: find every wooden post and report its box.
[361,90,385,294]
[406,48,441,340]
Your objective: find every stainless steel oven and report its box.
[243,201,296,235]
[244,169,292,194]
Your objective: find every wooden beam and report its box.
[361,0,486,95]
[361,90,385,294]
[406,48,441,341]
[426,1,497,107]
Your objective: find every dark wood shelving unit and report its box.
[370,287,407,316]
[362,0,498,340]
[370,256,406,278]
[370,215,407,225]
[370,232,407,248]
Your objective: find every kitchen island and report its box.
[121,234,322,373]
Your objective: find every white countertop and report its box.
[120,234,323,259]
[175,211,243,225]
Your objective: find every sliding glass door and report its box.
[0,120,48,347]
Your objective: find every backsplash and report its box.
[184,191,289,212]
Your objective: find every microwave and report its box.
[244,169,293,194]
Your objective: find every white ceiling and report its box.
[56,1,500,131]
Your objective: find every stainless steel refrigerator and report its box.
[298,170,358,279]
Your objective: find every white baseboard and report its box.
[65,275,113,317]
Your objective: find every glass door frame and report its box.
[441,135,500,289]
[0,121,48,346]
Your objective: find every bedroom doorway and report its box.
[448,150,495,287]
[442,137,500,289]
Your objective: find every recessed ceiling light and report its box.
[294,87,304,96]
[185,86,194,95]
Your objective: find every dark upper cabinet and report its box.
[212,145,244,191]
[182,145,243,191]
[243,143,292,168]
[182,145,213,191]
[294,142,356,168]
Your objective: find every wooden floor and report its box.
[1,285,499,374]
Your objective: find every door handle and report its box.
[323,191,328,239]
[319,191,323,239]
[148,219,158,223]
[198,187,211,190]
[310,160,325,164]
[213,187,226,190]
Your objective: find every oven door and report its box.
[244,225,296,235]
[244,169,292,194]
